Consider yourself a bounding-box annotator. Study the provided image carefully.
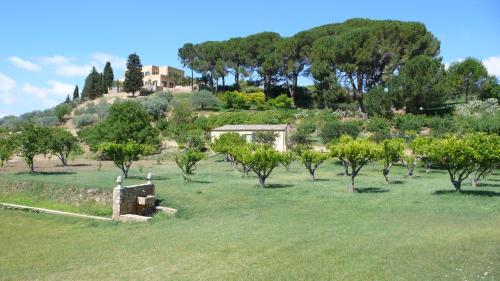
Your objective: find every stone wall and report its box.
[112,173,156,220]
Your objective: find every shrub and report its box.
[319,119,361,144]
[365,86,394,118]
[53,103,72,122]
[245,92,266,109]
[365,117,391,142]
[74,100,111,120]
[427,116,456,137]
[267,94,293,109]
[174,149,205,181]
[221,91,249,110]
[35,116,59,127]
[0,116,22,130]
[73,114,98,128]
[454,98,498,117]
[394,114,425,133]
[191,90,220,110]
[254,131,278,146]
[142,96,169,120]
[139,89,154,96]
[171,102,193,124]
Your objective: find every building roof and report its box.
[212,124,288,131]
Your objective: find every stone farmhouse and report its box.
[210,124,289,152]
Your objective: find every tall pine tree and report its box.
[72,85,79,100]
[123,53,143,97]
[102,62,114,92]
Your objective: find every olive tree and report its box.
[330,136,381,192]
[380,138,404,184]
[99,142,154,178]
[300,150,329,180]
[174,149,205,181]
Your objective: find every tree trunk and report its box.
[222,76,225,88]
[191,69,194,91]
[29,160,35,174]
[357,95,366,113]
[234,71,240,90]
[383,169,390,184]
[452,179,462,192]
[343,161,351,176]
[349,175,355,193]
[471,177,479,188]
[258,176,265,188]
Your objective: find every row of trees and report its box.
[179,18,498,112]
[0,125,80,172]
[210,132,499,192]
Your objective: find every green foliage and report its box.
[330,136,381,192]
[393,114,426,133]
[34,116,59,127]
[365,117,391,142]
[123,53,143,96]
[464,132,500,187]
[98,142,154,178]
[364,87,393,118]
[79,101,160,152]
[206,110,293,128]
[454,98,498,117]
[426,134,478,191]
[300,150,329,180]
[11,123,51,173]
[82,67,105,100]
[47,128,81,166]
[254,131,278,146]
[74,100,111,120]
[73,114,98,128]
[247,146,283,187]
[220,91,266,110]
[280,151,296,171]
[380,138,404,183]
[319,119,361,144]
[448,57,488,102]
[72,85,79,100]
[390,55,448,113]
[267,94,293,109]
[0,130,15,167]
[191,90,221,110]
[426,116,456,137]
[102,62,114,91]
[53,103,72,122]
[141,91,173,120]
[211,132,246,161]
[174,149,205,181]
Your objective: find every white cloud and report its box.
[39,55,76,66]
[90,52,127,70]
[0,72,17,105]
[22,80,74,107]
[483,56,500,78]
[8,56,41,71]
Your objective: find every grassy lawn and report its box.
[0,157,499,280]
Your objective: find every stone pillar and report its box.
[112,176,124,220]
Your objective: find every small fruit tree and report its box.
[248,146,283,187]
[380,138,404,184]
[99,142,154,178]
[464,133,500,188]
[300,150,329,180]
[211,132,246,163]
[174,149,205,181]
[330,136,381,192]
[48,128,81,166]
[11,123,51,173]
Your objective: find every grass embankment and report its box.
[0,156,499,280]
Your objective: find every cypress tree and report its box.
[64,95,71,103]
[72,85,79,100]
[82,67,103,100]
[123,53,143,97]
[102,62,114,93]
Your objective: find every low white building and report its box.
[210,124,289,152]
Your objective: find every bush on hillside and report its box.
[267,94,294,109]
[73,114,98,128]
[319,119,361,144]
[34,116,59,127]
[191,90,221,110]
[393,114,426,133]
[364,86,394,118]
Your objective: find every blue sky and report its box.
[1,0,499,117]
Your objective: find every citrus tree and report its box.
[12,123,51,173]
[427,135,476,192]
[300,150,329,180]
[280,151,296,171]
[464,132,500,188]
[247,146,283,187]
[174,149,205,181]
[380,138,404,184]
[410,136,434,173]
[330,136,381,192]
[0,130,15,167]
[99,142,154,178]
[231,144,254,176]
[211,132,246,163]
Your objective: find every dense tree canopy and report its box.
[124,53,143,96]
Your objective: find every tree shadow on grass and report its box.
[127,175,169,181]
[355,187,389,193]
[265,183,295,189]
[433,190,500,197]
[15,171,76,176]
[312,178,330,182]
[477,182,500,188]
[60,164,92,167]
[390,180,404,184]
[190,180,212,184]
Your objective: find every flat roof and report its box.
[212,124,288,131]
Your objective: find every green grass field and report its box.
[0,157,499,280]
